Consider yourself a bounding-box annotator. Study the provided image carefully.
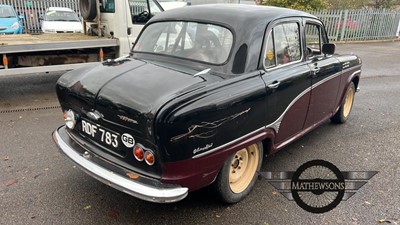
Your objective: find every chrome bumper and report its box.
[52,126,188,203]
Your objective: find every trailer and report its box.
[0,0,165,77]
[0,33,118,76]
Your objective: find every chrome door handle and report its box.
[312,67,320,75]
[267,81,280,89]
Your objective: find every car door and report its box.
[302,20,342,128]
[261,20,312,145]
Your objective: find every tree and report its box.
[372,0,395,8]
[326,0,400,9]
[326,0,369,9]
[261,0,328,10]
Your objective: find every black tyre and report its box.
[213,142,263,203]
[331,82,355,124]
[80,0,97,21]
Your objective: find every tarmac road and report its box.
[0,41,399,225]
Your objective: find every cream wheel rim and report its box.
[229,144,259,193]
[343,86,355,118]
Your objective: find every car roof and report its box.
[151,4,317,25]
[47,7,74,12]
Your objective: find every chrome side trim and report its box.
[312,71,341,89]
[193,82,312,159]
[265,69,361,132]
[265,86,312,133]
[53,126,188,203]
[350,69,361,76]
[344,66,361,74]
[193,68,361,158]
[192,127,265,159]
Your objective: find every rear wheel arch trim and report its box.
[342,69,361,104]
[352,76,360,90]
[262,137,274,155]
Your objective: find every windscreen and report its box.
[0,7,16,18]
[45,10,79,22]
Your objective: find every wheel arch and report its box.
[262,138,274,156]
[337,69,361,110]
[352,75,360,90]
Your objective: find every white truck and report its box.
[0,0,165,76]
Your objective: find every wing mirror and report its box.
[322,43,335,55]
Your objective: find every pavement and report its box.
[335,41,400,78]
[0,42,399,225]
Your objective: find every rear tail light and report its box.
[133,145,144,161]
[144,151,155,166]
[64,110,76,129]
[133,144,155,166]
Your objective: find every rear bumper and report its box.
[52,126,188,203]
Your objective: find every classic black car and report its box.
[53,4,362,203]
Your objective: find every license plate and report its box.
[81,120,120,148]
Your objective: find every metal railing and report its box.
[0,0,80,33]
[311,9,400,42]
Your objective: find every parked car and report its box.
[0,4,23,34]
[41,7,83,33]
[53,5,362,203]
[159,0,188,10]
[335,19,358,30]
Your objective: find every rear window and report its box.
[134,21,233,64]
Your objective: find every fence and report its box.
[311,9,400,42]
[1,0,400,41]
[0,0,80,33]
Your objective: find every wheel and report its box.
[80,0,97,21]
[331,82,355,124]
[213,142,263,203]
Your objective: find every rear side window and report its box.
[264,22,302,69]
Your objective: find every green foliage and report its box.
[373,0,395,8]
[261,0,328,10]
[261,0,399,9]
[326,0,369,9]
[326,0,399,9]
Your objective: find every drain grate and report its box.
[0,105,61,114]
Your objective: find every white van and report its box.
[41,7,83,33]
